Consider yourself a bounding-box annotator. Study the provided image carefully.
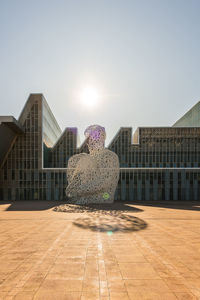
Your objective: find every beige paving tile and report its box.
[0,291,8,299]
[34,290,81,300]
[119,262,160,279]
[177,292,198,299]
[163,277,191,292]
[84,262,99,278]
[109,291,130,300]
[127,292,143,300]
[189,289,200,298]
[47,263,85,279]
[125,279,170,293]
[82,279,99,291]
[184,278,200,290]
[106,271,122,280]
[13,291,35,300]
[38,279,82,292]
[55,257,85,263]
[133,291,178,299]
[0,272,27,292]
[81,291,100,300]
[115,254,147,262]
[175,292,198,299]
[107,279,126,291]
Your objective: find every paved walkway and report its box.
[0,201,200,300]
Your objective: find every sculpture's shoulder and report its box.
[99,149,119,167]
[68,153,88,166]
[70,153,88,159]
[104,149,119,159]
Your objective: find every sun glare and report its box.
[80,87,99,107]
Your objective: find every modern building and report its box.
[0,94,200,201]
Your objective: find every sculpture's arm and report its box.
[66,153,95,197]
[66,173,82,197]
[77,167,119,195]
[68,154,119,196]
[67,153,88,183]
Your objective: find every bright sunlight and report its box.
[80,87,99,108]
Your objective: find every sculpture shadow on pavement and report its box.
[54,203,147,233]
[73,214,147,233]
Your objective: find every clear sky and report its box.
[1,0,200,145]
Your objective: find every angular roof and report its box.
[173,101,200,127]
[0,116,24,166]
[0,116,24,134]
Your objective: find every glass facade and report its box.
[0,94,200,201]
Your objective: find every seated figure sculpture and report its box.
[65,125,119,204]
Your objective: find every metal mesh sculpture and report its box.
[65,125,119,204]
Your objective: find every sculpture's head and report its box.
[84,125,106,153]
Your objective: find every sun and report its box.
[80,87,99,107]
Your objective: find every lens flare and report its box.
[103,192,110,200]
[107,231,113,236]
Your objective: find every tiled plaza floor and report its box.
[0,201,200,300]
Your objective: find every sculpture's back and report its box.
[66,125,119,204]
